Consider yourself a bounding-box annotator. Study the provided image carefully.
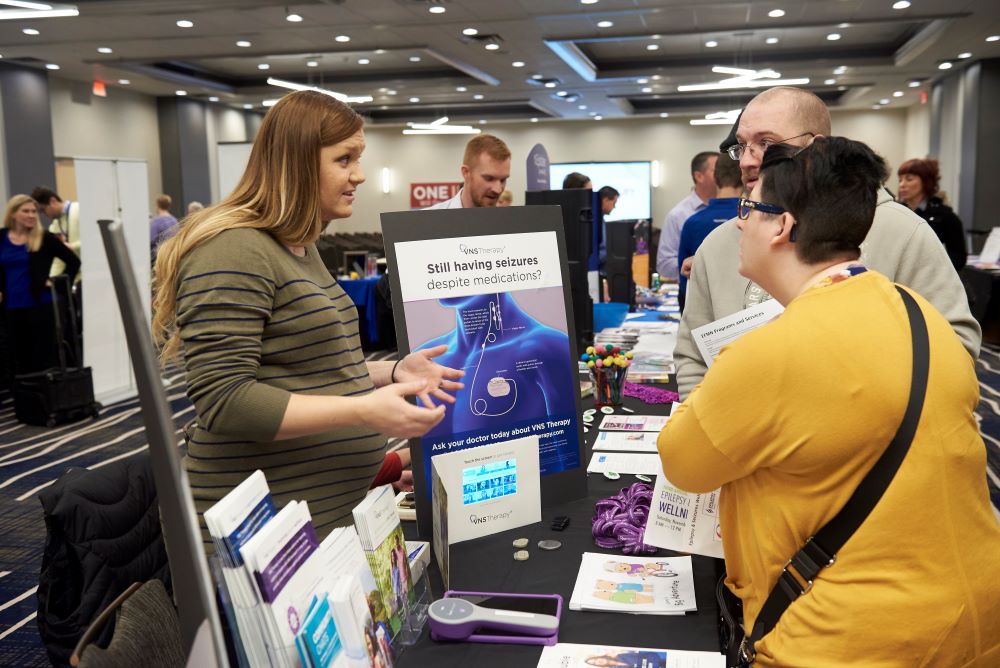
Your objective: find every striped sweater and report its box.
[175,227,385,550]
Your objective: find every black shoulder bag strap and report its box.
[739,285,930,664]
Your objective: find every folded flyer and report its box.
[537,643,724,668]
[642,460,724,559]
[569,553,697,615]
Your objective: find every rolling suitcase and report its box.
[13,276,101,427]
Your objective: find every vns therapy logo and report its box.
[469,510,513,525]
[458,243,504,256]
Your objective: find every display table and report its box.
[400,391,723,665]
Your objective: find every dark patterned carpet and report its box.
[1,348,998,666]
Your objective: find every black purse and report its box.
[718,285,930,667]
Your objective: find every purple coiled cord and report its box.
[592,482,658,555]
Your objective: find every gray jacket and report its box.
[675,188,981,399]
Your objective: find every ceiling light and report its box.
[531,117,539,122]
[243,103,253,109]
[768,9,785,18]
[429,5,446,13]
[267,77,373,103]
[579,104,587,110]
[306,60,318,67]
[544,81,556,88]
[677,66,809,92]
[765,37,779,44]
[838,22,850,29]
[485,43,500,51]
[893,90,904,97]
[647,44,659,51]
[641,87,652,93]
[834,66,847,74]
[908,80,920,87]
[958,52,972,59]
[512,61,525,67]
[286,12,303,22]
[44,63,58,70]
[939,62,952,70]
[556,90,568,96]
[637,78,649,84]
[409,96,420,102]
[456,86,467,92]
[479,119,487,124]
[892,1,910,8]
[257,63,270,70]
[463,27,478,36]
[660,112,670,118]
[872,104,882,110]
[118,78,130,84]
[597,20,613,28]
[358,58,370,64]
[473,93,484,99]
[987,35,1000,42]
[22,27,38,35]
[236,40,251,47]
[594,115,603,120]
[581,0,598,4]
[879,98,890,104]
[838,85,847,91]
[95,47,112,55]
[209,96,219,102]
[690,109,742,125]
[409,56,421,62]
[705,40,718,47]
[176,90,187,96]
[335,35,350,42]
[532,74,543,80]
[176,19,193,28]
[375,49,386,54]
[0,2,78,19]
[652,75,661,80]
[651,34,662,39]
[262,99,279,107]
[827,33,841,41]
[824,78,836,85]
[387,89,397,95]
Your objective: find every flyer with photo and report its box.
[537,643,725,668]
[569,553,697,615]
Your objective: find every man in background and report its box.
[150,194,178,260]
[597,186,621,272]
[656,152,718,280]
[32,186,80,280]
[428,134,511,209]
[677,154,742,303]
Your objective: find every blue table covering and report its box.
[338,276,381,345]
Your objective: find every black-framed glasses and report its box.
[726,132,815,161]
[738,197,785,220]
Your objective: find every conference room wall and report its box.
[333,107,923,235]
[48,76,162,213]
[206,104,255,205]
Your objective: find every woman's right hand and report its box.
[360,380,446,438]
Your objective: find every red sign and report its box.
[410,182,461,209]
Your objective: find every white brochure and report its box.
[431,436,541,545]
[569,553,697,615]
[586,452,661,475]
[592,431,660,452]
[538,643,724,668]
[690,299,784,366]
[598,414,670,432]
[642,460,724,559]
[978,227,1000,265]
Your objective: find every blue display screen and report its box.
[462,459,517,505]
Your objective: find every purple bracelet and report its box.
[592,482,658,555]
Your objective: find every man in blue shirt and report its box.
[677,154,742,303]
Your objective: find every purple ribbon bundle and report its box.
[592,482,658,555]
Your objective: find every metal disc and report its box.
[537,540,562,551]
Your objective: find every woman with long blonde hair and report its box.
[153,90,463,545]
[1,194,80,375]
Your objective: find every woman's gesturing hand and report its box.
[394,345,465,408]
[361,380,446,437]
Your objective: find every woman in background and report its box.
[0,194,80,375]
[897,158,966,271]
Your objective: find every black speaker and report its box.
[605,221,636,307]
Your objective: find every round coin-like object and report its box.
[583,414,595,423]
[603,471,621,480]
[513,550,530,561]
[512,537,529,549]
[584,408,597,416]
[635,474,652,483]
[600,406,615,414]
[537,540,562,551]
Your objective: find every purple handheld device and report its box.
[428,592,562,645]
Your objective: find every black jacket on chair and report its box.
[0,229,80,303]
[36,454,171,667]
[913,197,967,272]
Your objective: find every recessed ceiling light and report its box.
[532,74,544,80]
[429,5,446,13]
[988,35,1000,42]
[768,9,785,18]
[908,80,920,87]
[243,103,253,109]
[456,86,467,92]
[893,90,904,97]
[834,66,847,74]
[636,78,649,84]
[705,40,718,47]
[409,97,420,102]
[958,52,972,59]
[479,119,487,124]
[118,78,130,85]
[257,63,270,70]
[660,112,670,118]
[838,23,850,29]
[544,82,556,88]
[306,60,318,67]
[827,33,841,41]
[358,58,370,64]
[236,40,251,48]
[594,115,603,120]
[335,35,350,42]
[651,34,662,39]
[578,104,587,110]
[485,43,500,51]
[176,19,193,28]
[473,93,484,100]
[409,56,421,62]
[647,44,659,51]
[556,90,568,96]
[387,90,397,95]
[176,90,187,96]
[97,47,112,54]
[463,27,478,36]
[939,62,952,70]
[879,98,890,104]
[286,12,303,22]
[838,85,847,91]
[641,87,653,93]
[375,49,386,54]
[581,0,598,4]
[512,61,525,67]
[872,104,882,110]
[531,117,539,123]
[23,28,39,35]
[652,75,661,80]
[209,96,219,102]
[589,111,597,116]
[597,20,613,28]
[892,1,910,9]
[45,63,59,70]
[765,37,779,44]
[824,78,836,85]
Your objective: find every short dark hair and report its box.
[690,152,716,180]
[897,158,941,198]
[598,185,619,201]
[719,111,743,152]
[713,154,742,189]
[31,186,60,206]
[759,137,888,265]
[562,172,591,189]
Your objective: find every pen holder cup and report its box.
[590,364,629,408]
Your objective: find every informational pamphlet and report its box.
[598,414,670,432]
[586,452,660,475]
[569,553,697,615]
[977,227,1000,265]
[593,431,660,452]
[641,461,724,559]
[537,643,725,668]
[690,299,784,366]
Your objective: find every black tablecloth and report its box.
[400,391,725,665]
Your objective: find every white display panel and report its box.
[217,142,252,201]
[549,161,652,222]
